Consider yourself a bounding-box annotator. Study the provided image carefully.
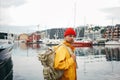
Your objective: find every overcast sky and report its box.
[0,0,120,34]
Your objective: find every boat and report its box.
[105,40,120,48]
[72,37,93,47]
[45,39,61,46]
[0,46,13,80]
[0,32,14,80]
[105,40,120,45]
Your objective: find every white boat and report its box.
[105,40,120,48]
[0,42,13,59]
[0,32,14,80]
[45,39,61,46]
[105,41,120,45]
[0,32,14,56]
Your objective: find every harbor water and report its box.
[11,42,120,80]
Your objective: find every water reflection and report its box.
[16,42,120,62]
[75,45,120,62]
[16,42,120,63]
[18,42,40,50]
[105,47,120,61]
[17,42,120,60]
[19,43,27,50]
[27,43,40,49]
[74,45,120,80]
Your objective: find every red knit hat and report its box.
[64,27,76,37]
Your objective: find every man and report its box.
[54,27,77,80]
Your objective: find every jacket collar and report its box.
[62,40,75,51]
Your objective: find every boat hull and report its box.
[46,43,58,46]
[0,57,13,80]
[72,42,93,47]
[0,44,13,80]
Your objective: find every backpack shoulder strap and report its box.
[62,44,74,55]
[62,44,78,68]
[52,43,63,53]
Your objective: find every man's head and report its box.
[64,27,76,43]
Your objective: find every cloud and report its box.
[0,0,120,28]
[0,0,26,8]
[0,0,26,25]
[100,0,120,20]
[0,8,11,25]
[101,7,120,24]
[0,25,37,34]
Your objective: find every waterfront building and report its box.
[104,24,120,41]
[27,31,41,43]
[19,33,29,43]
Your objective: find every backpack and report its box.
[38,44,63,80]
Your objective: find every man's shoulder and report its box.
[57,44,68,51]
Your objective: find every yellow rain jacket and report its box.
[54,41,77,80]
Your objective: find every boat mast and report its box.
[74,2,76,28]
[74,2,79,38]
[84,16,86,38]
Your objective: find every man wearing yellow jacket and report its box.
[54,27,77,80]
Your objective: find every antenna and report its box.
[74,2,76,28]
[37,24,40,31]
[112,17,113,26]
